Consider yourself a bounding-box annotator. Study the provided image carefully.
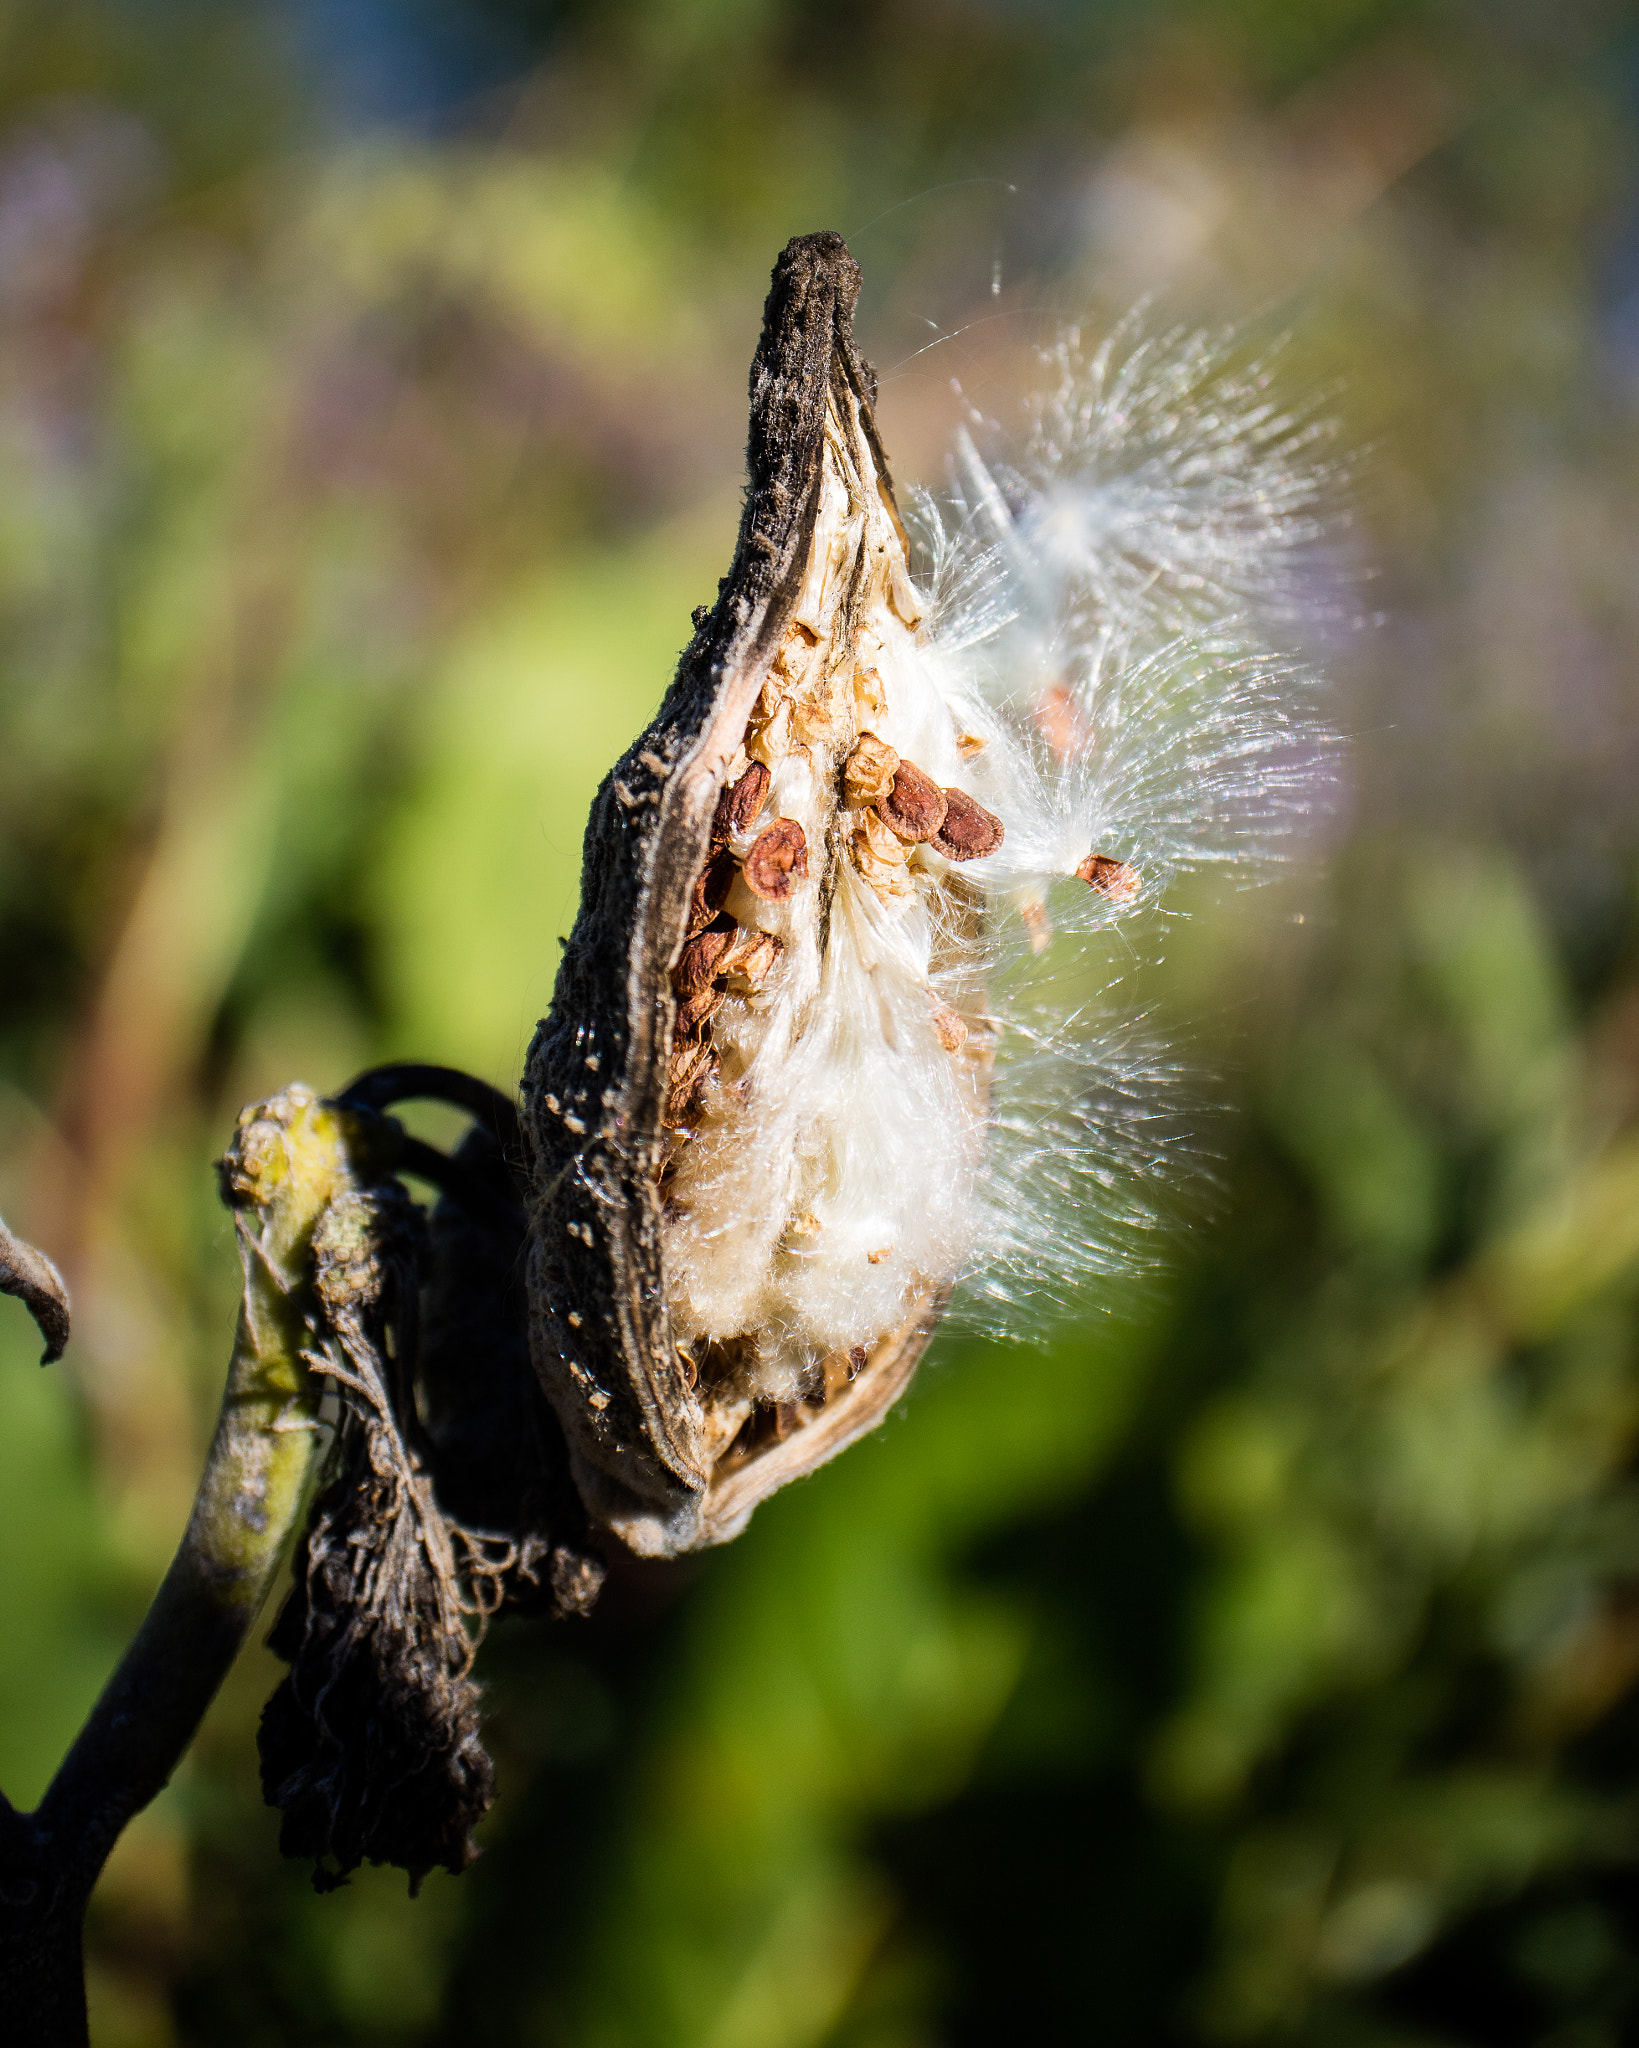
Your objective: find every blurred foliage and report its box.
[3,0,1639,2043]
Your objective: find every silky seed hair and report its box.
[919,320,1337,1329]
[661,317,1333,1379]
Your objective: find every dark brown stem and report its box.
[0,1214,71,1364]
[0,1089,354,2045]
[336,1062,522,1160]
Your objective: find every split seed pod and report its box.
[524,233,998,1556]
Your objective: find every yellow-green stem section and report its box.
[37,1085,355,1852]
[178,1086,352,1614]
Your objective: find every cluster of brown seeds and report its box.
[667,723,1134,1136]
[841,735,1003,1054]
[665,761,793,1129]
[844,734,1005,869]
[841,732,1006,931]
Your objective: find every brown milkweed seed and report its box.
[714,759,772,842]
[1076,853,1141,904]
[688,846,736,932]
[742,817,809,901]
[677,984,727,1034]
[932,1007,968,1052]
[932,786,1005,862]
[676,919,734,994]
[877,760,948,843]
[843,731,898,809]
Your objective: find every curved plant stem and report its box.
[0,1088,357,2046]
[335,1062,522,1158]
[0,1215,71,1364]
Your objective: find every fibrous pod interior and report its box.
[523,232,1001,1556]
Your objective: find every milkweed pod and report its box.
[523,232,996,1557]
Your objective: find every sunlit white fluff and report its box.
[661,316,1336,1392]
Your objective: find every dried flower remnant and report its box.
[256,1067,601,1889]
[257,1176,496,1890]
[523,232,1334,1559]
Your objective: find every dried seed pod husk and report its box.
[843,731,899,809]
[523,233,985,1558]
[717,925,783,987]
[414,1127,605,1622]
[740,817,809,902]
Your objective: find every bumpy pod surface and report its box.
[523,233,993,1556]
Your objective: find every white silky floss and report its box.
[662,316,1336,1402]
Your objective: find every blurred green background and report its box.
[4,0,1639,2041]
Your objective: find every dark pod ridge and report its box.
[522,233,962,1557]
